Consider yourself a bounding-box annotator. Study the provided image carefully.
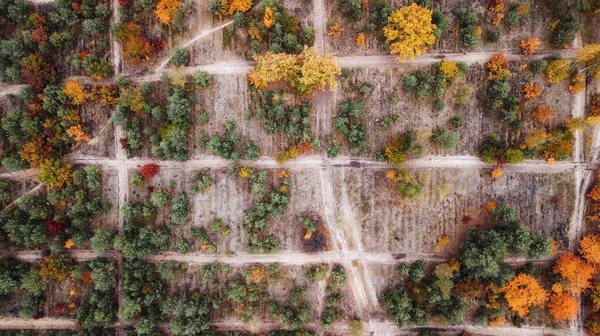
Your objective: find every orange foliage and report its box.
[19,137,52,168]
[486,201,497,213]
[37,254,73,282]
[154,0,181,24]
[591,94,600,117]
[488,0,505,12]
[569,74,585,93]
[520,38,541,55]
[521,82,542,101]
[263,7,275,29]
[355,33,365,47]
[97,85,119,106]
[501,273,548,317]
[66,125,91,144]
[30,14,48,44]
[486,53,510,80]
[532,105,554,123]
[116,23,154,64]
[580,233,600,264]
[328,22,344,37]
[296,140,312,154]
[491,168,502,179]
[63,81,87,105]
[553,252,597,295]
[548,292,579,322]
[226,0,252,15]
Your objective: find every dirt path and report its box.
[110,0,121,75]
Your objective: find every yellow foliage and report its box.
[524,130,548,149]
[439,61,459,79]
[154,0,181,25]
[577,44,600,78]
[248,52,300,88]
[280,169,290,178]
[63,81,87,105]
[69,288,77,296]
[547,59,571,84]
[19,136,52,168]
[328,22,344,37]
[501,273,548,317]
[39,158,73,190]
[239,166,251,178]
[435,234,449,252]
[552,283,563,294]
[473,26,482,37]
[383,3,437,62]
[64,239,75,249]
[288,145,299,158]
[263,7,275,29]
[355,33,365,47]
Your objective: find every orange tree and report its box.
[62,81,87,105]
[115,23,154,64]
[383,3,437,62]
[500,273,548,317]
[581,233,600,264]
[553,252,597,295]
[154,0,181,25]
[548,292,578,322]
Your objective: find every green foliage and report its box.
[19,292,43,318]
[299,215,318,232]
[335,0,361,20]
[193,71,211,87]
[207,121,242,160]
[90,229,115,253]
[162,292,213,336]
[251,89,315,145]
[453,8,480,48]
[430,127,459,150]
[113,224,170,259]
[269,286,311,330]
[330,265,346,289]
[504,3,531,27]
[379,114,401,131]
[244,140,260,160]
[530,59,548,73]
[409,260,426,283]
[326,145,340,158]
[170,194,190,225]
[171,48,190,67]
[382,285,427,327]
[334,100,369,154]
[191,170,212,192]
[150,189,170,208]
[130,173,144,189]
[550,15,582,48]
[307,265,326,281]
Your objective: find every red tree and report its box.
[140,164,160,179]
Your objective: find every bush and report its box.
[193,71,211,87]
[308,265,326,281]
[171,48,190,67]
[170,194,190,225]
[150,188,170,207]
[430,127,458,150]
[330,265,346,289]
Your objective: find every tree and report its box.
[39,158,73,189]
[116,23,154,63]
[36,254,74,282]
[520,38,541,55]
[193,70,210,87]
[548,292,578,322]
[580,233,600,264]
[91,229,115,253]
[150,188,170,207]
[170,194,189,224]
[170,48,189,67]
[486,53,510,80]
[20,53,56,91]
[248,47,340,95]
[459,229,510,282]
[500,273,548,317]
[62,81,87,105]
[547,59,571,84]
[140,164,160,179]
[382,285,427,327]
[521,82,542,101]
[263,6,274,28]
[577,43,600,79]
[532,105,554,123]
[162,293,212,336]
[553,252,596,295]
[383,3,437,62]
[154,0,181,24]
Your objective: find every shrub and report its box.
[170,194,190,225]
[193,71,211,87]
[308,266,326,281]
[140,164,160,179]
[170,48,190,67]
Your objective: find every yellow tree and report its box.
[295,46,341,95]
[155,0,182,24]
[501,273,548,317]
[62,81,87,105]
[247,52,299,88]
[577,43,600,79]
[383,3,437,62]
[227,0,252,15]
[39,158,73,189]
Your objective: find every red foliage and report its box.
[146,186,154,193]
[20,53,56,91]
[45,219,67,236]
[52,304,66,313]
[140,164,160,179]
[118,0,128,7]
[462,214,472,224]
[119,138,130,150]
[149,38,166,52]
[30,14,48,44]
